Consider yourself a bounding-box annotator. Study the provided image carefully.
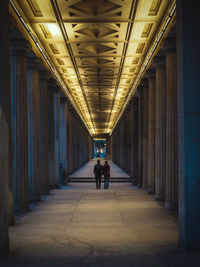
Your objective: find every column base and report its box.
[14,203,29,213]
[147,188,154,194]
[29,196,41,203]
[9,215,15,226]
[49,184,61,189]
[44,188,50,195]
[9,192,15,226]
[132,179,139,185]
[0,239,9,256]
[165,202,178,211]
[142,185,147,191]
[178,237,200,252]
[155,194,165,201]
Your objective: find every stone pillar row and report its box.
[0,14,92,253]
[9,38,91,206]
[111,38,178,211]
[111,98,140,185]
[10,39,65,211]
[66,103,92,177]
[136,39,178,210]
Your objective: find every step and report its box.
[68,177,131,183]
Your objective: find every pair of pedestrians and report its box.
[94,160,110,189]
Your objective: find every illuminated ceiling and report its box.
[10,0,176,135]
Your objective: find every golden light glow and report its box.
[47,24,60,37]
[10,0,176,136]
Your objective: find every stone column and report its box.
[89,136,94,160]
[27,58,41,202]
[119,120,123,168]
[106,135,112,160]
[54,86,61,187]
[66,104,72,177]
[141,79,148,190]
[127,111,130,173]
[177,0,200,249]
[0,0,11,254]
[48,79,56,188]
[129,100,134,181]
[39,69,50,195]
[60,96,68,185]
[11,40,29,211]
[138,86,143,187]
[72,113,77,172]
[164,39,178,210]
[153,56,166,201]
[146,70,156,194]
[122,113,128,172]
[133,96,139,185]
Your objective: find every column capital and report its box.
[48,78,61,93]
[10,39,31,56]
[48,78,57,88]
[144,68,155,80]
[68,102,75,113]
[163,38,176,54]
[54,85,61,93]
[134,90,139,97]
[27,57,42,70]
[137,78,148,95]
[39,69,50,81]
[140,78,148,88]
[137,85,143,95]
[140,77,148,88]
[60,96,68,104]
[152,56,165,68]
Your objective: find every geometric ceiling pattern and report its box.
[12,0,174,135]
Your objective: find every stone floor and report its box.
[1,183,200,267]
[70,158,130,178]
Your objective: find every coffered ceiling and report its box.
[10,0,175,135]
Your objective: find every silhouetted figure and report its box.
[94,159,102,189]
[103,161,110,189]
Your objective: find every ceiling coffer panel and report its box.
[15,0,174,135]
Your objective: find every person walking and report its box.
[94,159,103,189]
[103,160,110,189]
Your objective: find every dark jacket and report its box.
[103,163,110,178]
[94,163,103,178]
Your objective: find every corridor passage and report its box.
[69,159,130,180]
[1,180,199,266]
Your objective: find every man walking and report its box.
[103,161,110,189]
[94,159,102,189]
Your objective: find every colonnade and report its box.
[10,38,93,211]
[112,95,139,185]
[10,38,93,207]
[112,36,178,210]
[0,0,93,254]
[112,0,200,249]
[1,0,200,254]
[67,103,93,176]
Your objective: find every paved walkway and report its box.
[70,159,130,178]
[1,183,200,267]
